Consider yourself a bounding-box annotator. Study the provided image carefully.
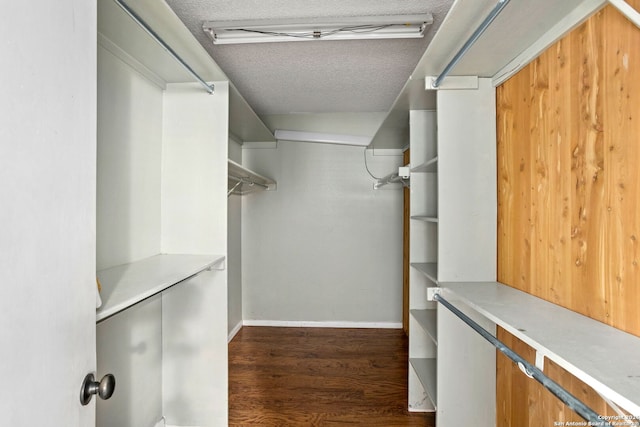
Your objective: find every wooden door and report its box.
[0,1,97,425]
[403,149,410,335]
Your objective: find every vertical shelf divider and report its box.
[407,110,438,412]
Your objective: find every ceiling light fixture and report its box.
[203,14,433,45]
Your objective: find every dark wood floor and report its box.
[229,327,436,426]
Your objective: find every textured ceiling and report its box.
[165,0,454,116]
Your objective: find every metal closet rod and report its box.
[113,0,215,94]
[434,0,639,88]
[228,175,269,189]
[433,293,614,426]
[228,175,269,196]
[432,0,511,88]
[375,173,408,189]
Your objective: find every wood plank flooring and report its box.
[229,327,435,426]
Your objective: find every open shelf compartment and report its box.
[96,254,225,322]
[411,262,438,284]
[410,358,438,408]
[411,309,438,345]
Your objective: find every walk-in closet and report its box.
[2,0,640,426]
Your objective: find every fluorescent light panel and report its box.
[203,14,433,45]
[274,130,371,147]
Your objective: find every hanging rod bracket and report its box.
[517,362,535,379]
[374,167,411,190]
[426,287,442,301]
[426,75,479,90]
[535,350,546,371]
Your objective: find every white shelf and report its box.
[442,281,640,416]
[228,159,276,195]
[410,216,438,223]
[411,262,438,284]
[410,358,437,407]
[96,254,225,322]
[411,309,437,345]
[411,157,438,173]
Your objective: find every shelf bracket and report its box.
[535,350,546,371]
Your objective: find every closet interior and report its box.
[92,0,640,425]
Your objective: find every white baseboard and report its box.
[242,320,402,329]
[228,320,243,342]
[153,418,165,427]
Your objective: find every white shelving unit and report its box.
[440,281,640,416]
[408,110,438,412]
[410,358,438,407]
[433,79,498,427]
[96,254,225,322]
[406,82,497,421]
[95,0,264,424]
[367,0,627,424]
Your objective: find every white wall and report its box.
[97,44,163,271]
[242,141,404,325]
[227,139,243,337]
[97,296,162,427]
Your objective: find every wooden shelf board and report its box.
[411,309,438,345]
[411,262,438,284]
[442,281,640,415]
[410,358,437,407]
[96,254,225,322]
